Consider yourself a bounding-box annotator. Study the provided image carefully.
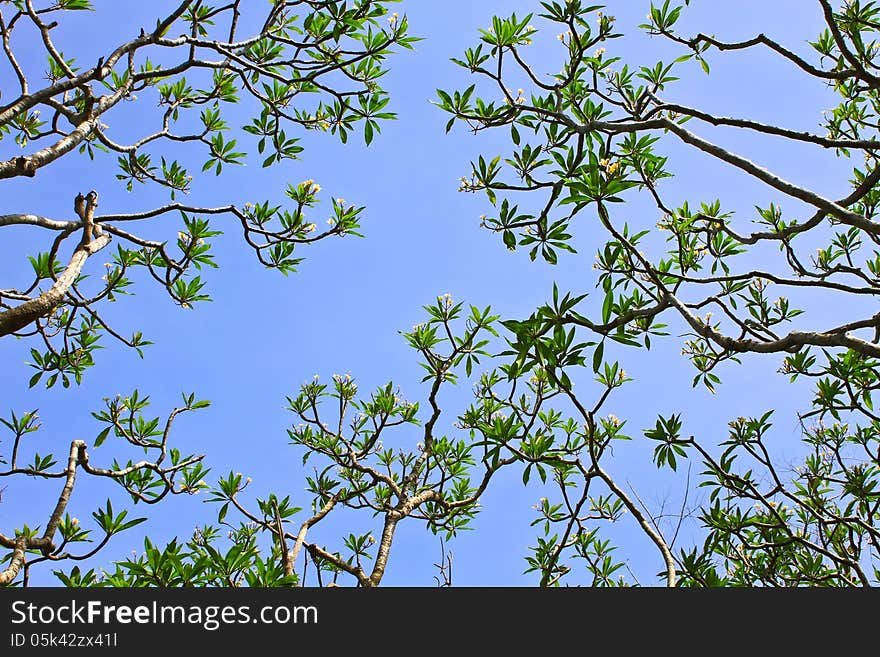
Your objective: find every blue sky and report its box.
[0,1,849,585]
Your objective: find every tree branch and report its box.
[0,193,109,337]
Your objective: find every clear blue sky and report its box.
[0,1,846,585]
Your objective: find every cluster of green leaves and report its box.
[0,392,209,585]
[458,306,646,586]
[89,391,210,501]
[57,525,297,587]
[669,380,880,586]
[83,1,418,194]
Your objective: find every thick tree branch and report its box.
[668,293,880,357]
[0,537,26,586]
[0,193,109,337]
[0,214,78,231]
[661,118,872,228]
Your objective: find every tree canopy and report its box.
[2,0,879,587]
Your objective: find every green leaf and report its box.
[503,230,516,250]
[602,288,613,324]
[94,426,111,448]
[592,341,604,373]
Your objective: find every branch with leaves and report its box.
[437,1,880,375]
[0,391,209,586]
[200,298,502,587]
[0,0,415,385]
[433,0,880,585]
